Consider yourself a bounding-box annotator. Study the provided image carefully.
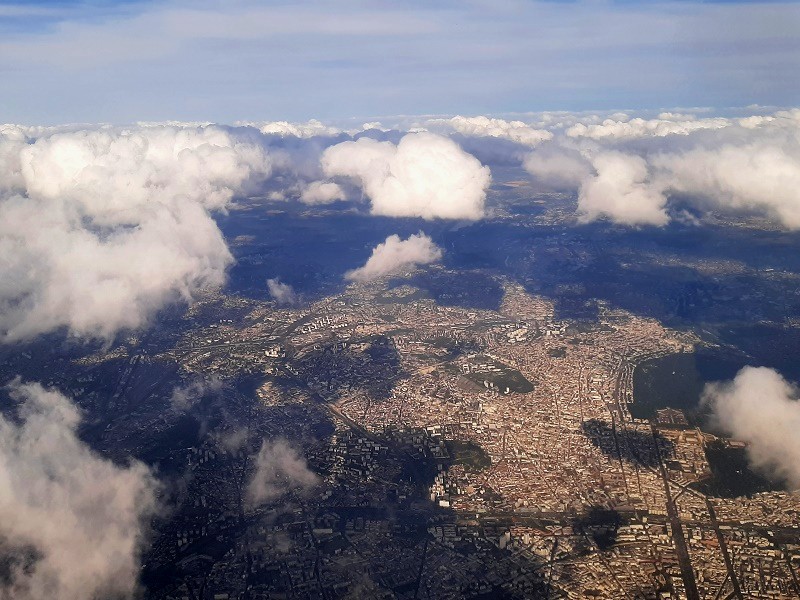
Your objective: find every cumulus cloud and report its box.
[0,381,158,600]
[361,121,390,132]
[299,180,346,205]
[703,367,800,490]
[578,152,669,226]
[651,137,800,228]
[267,278,300,306]
[0,124,275,341]
[19,125,272,215]
[321,132,491,220]
[525,144,669,226]
[523,143,593,189]
[246,439,319,507]
[345,232,442,282]
[429,115,553,146]
[524,108,800,229]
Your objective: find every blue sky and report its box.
[1,0,798,124]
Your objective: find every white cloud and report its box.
[523,143,593,189]
[246,439,319,507]
[0,381,158,600]
[267,278,300,306]
[321,132,491,220]
[345,232,442,282]
[738,115,775,129]
[703,367,800,490]
[578,152,668,226]
[0,124,34,196]
[651,139,800,228]
[361,122,389,132]
[240,119,342,139]
[299,181,346,205]
[429,115,553,146]
[18,125,272,215]
[566,115,731,140]
[0,124,275,341]
[0,194,233,341]
[524,108,800,229]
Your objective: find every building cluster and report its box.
[118,277,800,598]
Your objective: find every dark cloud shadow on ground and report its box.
[581,418,675,469]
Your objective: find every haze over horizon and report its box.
[2,0,800,124]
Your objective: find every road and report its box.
[651,424,701,600]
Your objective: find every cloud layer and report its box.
[565,114,731,140]
[0,381,158,600]
[321,132,491,220]
[345,232,443,282]
[703,366,800,490]
[4,108,800,343]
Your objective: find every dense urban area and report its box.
[8,258,796,599]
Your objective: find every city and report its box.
[35,265,795,599]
